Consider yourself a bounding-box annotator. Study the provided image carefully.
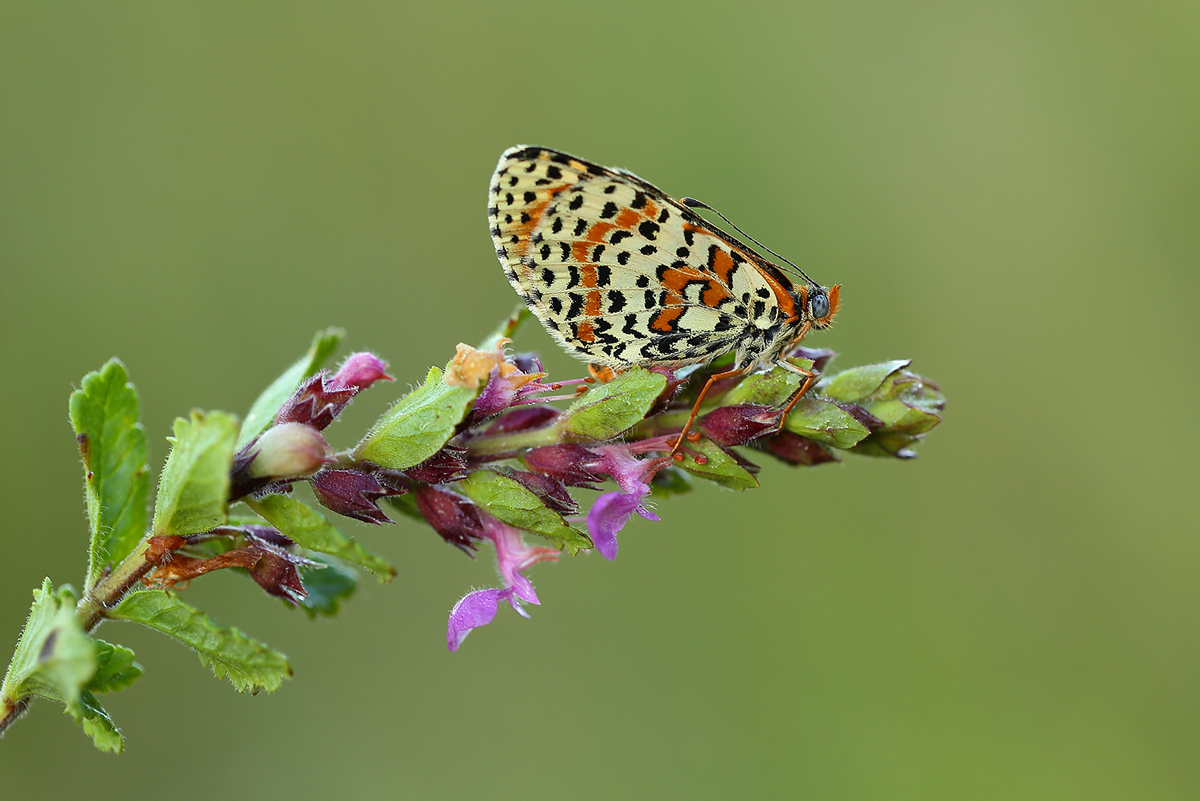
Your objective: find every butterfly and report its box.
[488,145,840,453]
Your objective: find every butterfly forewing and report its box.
[489,146,800,371]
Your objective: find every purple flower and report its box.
[587,486,659,560]
[445,516,559,651]
[582,444,665,560]
[328,352,394,392]
[275,352,393,431]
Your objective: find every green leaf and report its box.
[721,357,813,408]
[784,397,871,449]
[69,359,150,590]
[238,328,344,449]
[353,366,478,470]
[853,432,923,459]
[152,411,239,537]
[821,360,911,403]
[562,367,667,441]
[78,690,123,753]
[111,590,291,694]
[458,470,592,554]
[860,399,942,435]
[0,580,95,721]
[88,639,142,694]
[676,439,759,491]
[297,558,359,619]
[477,305,532,351]
[246,494,395,582]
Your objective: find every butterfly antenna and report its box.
[681,197,817,286]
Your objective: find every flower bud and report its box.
[758,430,840,466]
[276,352,392,431]
[398,447,468,484]
[698,404,783,446]
[245,423,332,481]
[310,469,400,525]
[414,485,484,553]
[522,444,602,488]
[496,468,577,515]
[328,352,393,392]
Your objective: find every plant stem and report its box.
[463,420,567,457]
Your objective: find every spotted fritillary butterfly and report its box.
[488,145,840,451]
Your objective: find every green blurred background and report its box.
[2,2,1197,798]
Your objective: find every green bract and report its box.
[459,470,592,554]
[562,367,667,441]
[354,365,477,470]
[721,357,813,408]
[784,396,871,449]
[677,438,759,491]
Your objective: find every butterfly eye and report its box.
[811,292,829,320]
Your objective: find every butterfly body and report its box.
[488,145,839,451]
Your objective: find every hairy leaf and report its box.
[458,470,592,554]
[562,367,667,441]
[0,580,95,722]
[676,439,759,491]
[88,639,142,694]
[784,397,871,449]
[153,411,238,537]
[69,359,150,590]
[112,590,291,694]
[297,558,359,619]
[78,690,123,753]
[353,366,477,470]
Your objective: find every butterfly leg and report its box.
[669,367,745,458]
[774,358,817,429]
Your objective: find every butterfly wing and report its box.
[489,146,798,370]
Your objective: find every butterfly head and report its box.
[804,284,841,330]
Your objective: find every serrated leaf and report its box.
[676,439,759,491]
[88,639,142,693]
[721,357,813,408]
[784,397,871,449]
[111,590,291,694]
[297,558,359,619]
[238,328,344,449]
[69,359,150,590]
[458,470,592,554]
[78,690,123,753]
[562,367,667,441]
[821,360,911,402]
[0,580,95,721]
[246,494,395,582]
[353,366,477,470]
[152,411,239,537]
